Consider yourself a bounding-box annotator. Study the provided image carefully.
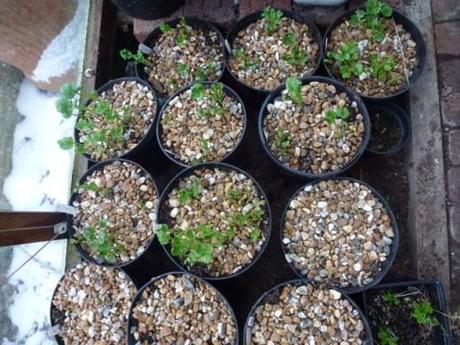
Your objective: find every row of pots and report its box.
[51,265,452,345]
[133,7,426,101]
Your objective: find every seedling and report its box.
[191,83,205,101]
[412,299,439,326]
[285,77,303,105]
[274,129,292,154]
[327,41,364,79]
[178,176,201,204]
[226,188,244,202]
[156,224,235,265]
[176,17,189,46]
[282,31,308,66]
[370,53,396,82]
[195,82,225,118]
[119,49,152,67]
[228,201,265,242]
[325,106,350,124]
[160,23,172,33]
[56,84,81,119]
[73,219,124,263]
[176,62,189,77]
[350,0,393,41]
[377,327,398,345]
[199,138,210,157]
[233,48,257,70]
[195,66,210,81]
[261,6,283,34]
[382,291,400,306]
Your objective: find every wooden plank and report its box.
[0,212,66,246]
[403,0,451,299]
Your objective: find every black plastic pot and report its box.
[258,75,371,179]
[366,102,411,155]
[156,81,248,168]
[243,279,373,345]
[110,0,184,20]
[75,76,159,163]
[280,177,400,294]
[135,17,226,101]
[224,8,323,101]
[323,8,427,100]
[362,279,453,344]
[68,158,159,268]
[157,162,272,280]
[127,271,239,345]
[50,261,137,345]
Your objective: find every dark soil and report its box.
[369,111,402,152]
[365,285,446,344]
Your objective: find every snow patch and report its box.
[31,0,87,82]
[2,80,76,211]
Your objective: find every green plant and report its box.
[370,53,396,82]
[377,327,398,345]
[56,84,81,119]
[191,83,205,101]
[285,77,303,105]
[382,291,400,306]
[233,48,257,70]
[156,224,235,265]
[327,41,364,79]
[281,31,308,66]
[119,49,152,67]
[261,6,283,34]
[73,219,124,263]
[199,138,210,157]
[274,129,292,154]
[412,299,439,326]
[350,0,393,41]
[226,188,244,202]
[178,176,202,204]
[176,16,189,46]
[325,106,350,124]
[195,66,209,81]
[176,62,189,76]
[160,22,172,33]
[196,82,225,118]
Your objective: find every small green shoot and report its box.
[226,188,244,202]
[370,53,396,82]
[325,106,350,124]
[195,82,225,118]
[282,31,296,46]
[350,0,393,41]
[261,7,283,34]
[119,49,152,66]
[382,291,400,306]
[285,77,303,105]
[327,41,364,79]
[56,84,81,119]
[281,31,308,66]
[176,62,189,76]
[160,22,172,33]
[412,300,439,326]
[58,137,75,150]
[233,48,256,70]
[191,83,205,101]
[178,176,201,204]
[274,129,292,154]
[199,138,210,157]
[176,16,189,46]
[377,327,398,345]
[73,219,124,263]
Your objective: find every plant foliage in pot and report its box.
[69,159,159,267]
[363,280,454,345]
[324,0,426,99]
[50,261,137,344]
[281,178,399,293]
[244,280,372,344]
[127,272,239,344]
[259,76,370,178]
[226,6,322,94]
[157,81,247,167]
[56,77,158,162]
[121,17,225,98]
[156,163,272,279]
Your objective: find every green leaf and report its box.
[58,137,75,150]
[377,327,398,345]
[261,6,284,34]
[191,83,205,101]
[156,224,171,245]
[177,62,189,76]
[56,98,73,119]
[160,23,172,33]
[249,228,261,241]
[412,300,438,326]
[285,77,303,105]
[382,291,400,306]
[381,3,393,17]
[282,31,296,46]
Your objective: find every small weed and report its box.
[176,17,189,46]
[119,49,152,67]
[370,53,396,82]
[178,176,201,204]
[350,0,393,41]
[327,41,364,79]
[160,22,172,33]
[382,291,400,306]
[274,129,292,154]
[261,6,283,34]
[195,82,225,118]
[233,48,257,70]
[285,77,303,105]
[325,106,350,124]
[226,188,244,202]
[191,83,205,101]
[412,299,439,326]
[377,327,398,345]
[176,62,189,76]
[281,31,308,66]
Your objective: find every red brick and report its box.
[439,58,460,127]
[432,0,460,23]
[435,22,460,57]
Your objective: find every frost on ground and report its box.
[32,0,87,83]
[0,240,67,345]
[2,80,76,211]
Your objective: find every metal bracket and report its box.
[53,222,67,235]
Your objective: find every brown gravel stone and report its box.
[130,273,237,344]
[248,283,367,344]
[282,179,395,289]
[52,262,136,345]
[72,160,159,264]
